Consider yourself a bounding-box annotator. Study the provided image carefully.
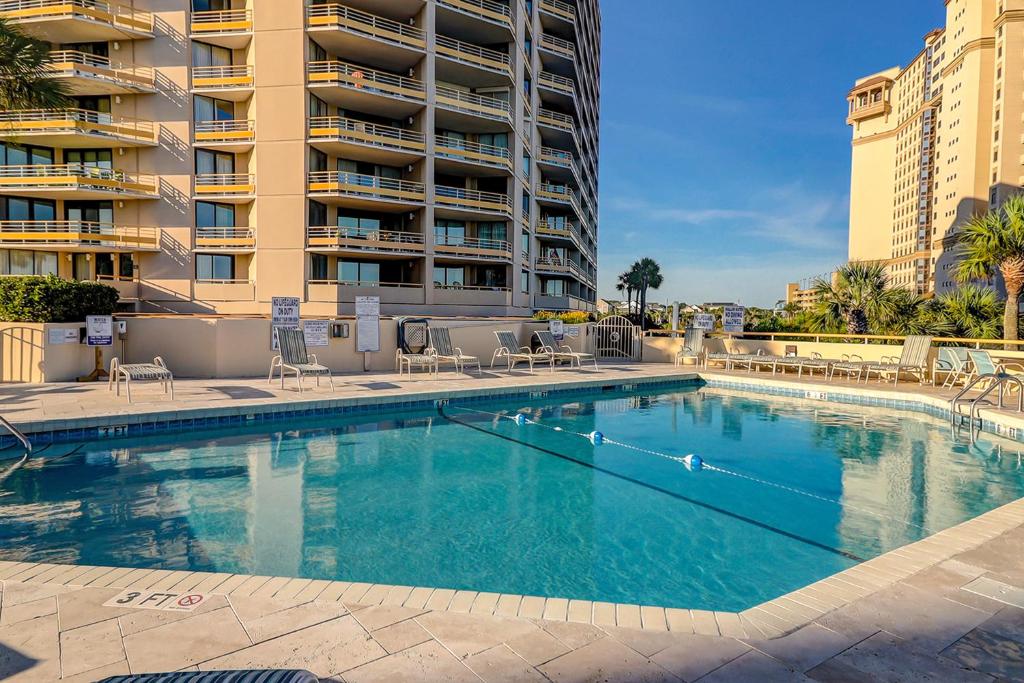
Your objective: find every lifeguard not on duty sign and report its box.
[103,589,210,612]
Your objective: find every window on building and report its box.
[434,266,464,287]
[196,253,235,280]
[308,200,327,227]
[434,219,465,246]
[543,278,565,296]
[193,95,235,122]
[195,149,235,175]
[192,41,232,68]
[339,261,380,284]
[0,197,56,221]
[477,221,507,244]
[310,253,329,281]
[521,270,529,293]
[65,201,112,224]
[0,249,57,276]
[196,201,235,228]
[0,142,54,166]
[65,149,113,169]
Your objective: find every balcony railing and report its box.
[0,0,154,35]
[0,221,158,249]
[539,146,575,169]
[308,61,426,102]
[536,218,574,239]
[192,64,254,90]
[195,227,256,250]
[306,4,425,50]
[308,171,426,202]
[194,119,255,145]
[539,0,575,22]
[536,255,587,281]
[539,71,575,96]
[0,164,157,195]
[434,185,512,215]
[47,50,154,91]
[435,35,512,77]
[190,8,252,35]
[434,234,513,259]
[308,116,426,153]
[537,108,575,132]
[436,0,512,29]
[307,226,425,253]
[434,135,512,169]
[539,33,575,59]
[435,85,512,123]
[538,182,577,206]
[309,279,424,289]
[194,173,256,197]
[0,109,157,145]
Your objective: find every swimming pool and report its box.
[2,382,1023,612]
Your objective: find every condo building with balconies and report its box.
[0,0,600,315]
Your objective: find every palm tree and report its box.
[0,18,72,110]
[955,194,1024,340]
[809,262,900,334]
[614,271,634,316]
[632,258,664,330]
[934,285,1003,339]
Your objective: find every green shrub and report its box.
[532,310,592,324]
[0,275,119,322]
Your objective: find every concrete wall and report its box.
[0,323,112,383]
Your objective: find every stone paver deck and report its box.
[1,364,1024,680]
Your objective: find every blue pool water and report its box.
[2,384,1024,611]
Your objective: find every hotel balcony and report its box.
[434,135,512,174]
[538,146,580,184]
[536,218,576,243]
[535,255,588,282]
[434,235,513,261]
[47,51,155,95]
[306,225,425,256]
[0,0,154,41]
[539,71,576,109]
[537,182,581,216]
[307,171,426,209]
[307,60,426,118]
[0,165,158,200]
[306,4,425,71]
[194,227,256,253]
[189,9,253,49]
[307,280,425,307]
[193,279,256,302]
[434,284,511,307]
[536,108,577,148]
[539,33,575,76]
[193,173,256,203]
[435,0,513,41]
[0,221,159,252]
[539,0,576,27]
[435,35,513,81]
[308,116,425,166]
[534,293,592,312]
[0,109,157,148]
[434,185,512,218]
[191,65,254,101]
[193,119,255,152]
[435,85,513,127]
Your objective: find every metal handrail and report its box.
[950,373,1024,427]
[0,414,32,485]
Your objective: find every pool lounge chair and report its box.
[491,330,554,374]
[964,349,1024,388]
[98,669,317,683]
[828,355,868,382]
[396,349,439,377]
[428,327,481,375]
[535,329,598,369]
[109,357,174,403]
[674,327,705,366]
[861,335,933,385]
[268,327,335,392]
[933,348,971,388]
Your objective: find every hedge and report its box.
[0,275,120,323]
[532,310,592,324]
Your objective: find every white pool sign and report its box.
[723,306,745,333]
[693,313,715,331]
[355,296,380,353]
[86,315,113,346]
[549,319,565,341]
[103,589,210,612]
[304,319,329,347]
[271,296,301,350]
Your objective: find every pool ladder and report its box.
[950,373,1024,428]
[0,414,32,484]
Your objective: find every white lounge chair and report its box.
[268,327,334,392]
[861,335,933,385]
[535,329,598,369]
[491,330,554,374]
[428,327,480,375]
[674,327,705,366]
[109,357,174,403]
[932,348,971,388]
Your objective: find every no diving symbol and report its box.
[103,589,209,612]
[177,594,203,608]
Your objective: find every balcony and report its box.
[539,33,575,61]
[96,274,139,300]
[193,173,256,202]
[190,9,252,49]
[537,183,581,215]
[536,218,574,241]
[434,285,511,307]
[193,119,255,151]
[308,60,426,118]
[434,185,512,217]
[307,280,425,307]
[47,51,155,94]
[539,71,576,108]
[0,165,158,200]
[306,225,425,255]
[535,255,588,282]
[435,35,512,80]
[0,109,157,148]
[538,145,579,184]
[534,294,592,312]
[308,116,425,165]
[308,171,426,209]
[195,227,256,252]
[306,4,425,71]
[0,221,159,251]
[193,279,255,302]
[434,235,512,261]
[435,0,512,36]
[192,65,254,100]
[435,85,512,125]
[0,0,154,41]
[434,135,512,173]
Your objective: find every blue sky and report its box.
[596,1,946,307]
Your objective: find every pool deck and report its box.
[2,364,1024,681]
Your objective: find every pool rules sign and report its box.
[356,296,380,353]
[271,296,300,350]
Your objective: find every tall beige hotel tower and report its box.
[0,0,600,316]
[846,0,1024,296]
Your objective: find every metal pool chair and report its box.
[827,354,868,382]
[268,327,334,392]
[491,330,554,373]
[428,326,481,375]
[933,347,971,388]
[109,357,174,403]
[673,327,705,366]
[98,669,317,683]
[535,329,598,369]
[965,349,1024,387]
[861,335,933,385]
